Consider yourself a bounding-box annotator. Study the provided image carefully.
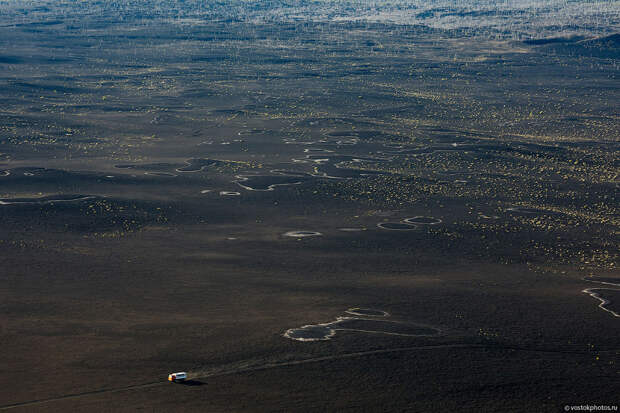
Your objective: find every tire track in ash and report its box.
[0,343,481,410]
[188,343,481,380]
[0,343,606,410]
[0,381,164,410]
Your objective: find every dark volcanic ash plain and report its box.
[0,1,618,411]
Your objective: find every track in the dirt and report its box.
[0,381,164,410]
[0,343,603,410]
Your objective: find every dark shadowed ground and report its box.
[0,2,618,411]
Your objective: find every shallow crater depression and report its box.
[284,312,440,342]
[283,231,323,238]
[377,222,417,231]
[234,173,308,191]
[345,308,389,317]
[283,324,336,341]
[403,216,442,225]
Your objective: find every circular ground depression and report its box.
[377,222,417,231]
[283,231,323,238]
[345,308,389,317]
[404,216,442,225]
[284,325,335,341]
[284,315,440,342]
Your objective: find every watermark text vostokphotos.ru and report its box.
[564,405,618,412]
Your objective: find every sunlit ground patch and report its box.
[283,231,322,238]
[219,191,241,196]
[377,222,417,231]
[403,216,442,225]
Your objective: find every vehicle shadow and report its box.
[178,379,204,386]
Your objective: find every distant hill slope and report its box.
[525,33,620,59]
[523,36,584,45]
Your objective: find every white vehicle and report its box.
[168,372,187,382]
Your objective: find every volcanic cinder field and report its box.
[0,1,618,412]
